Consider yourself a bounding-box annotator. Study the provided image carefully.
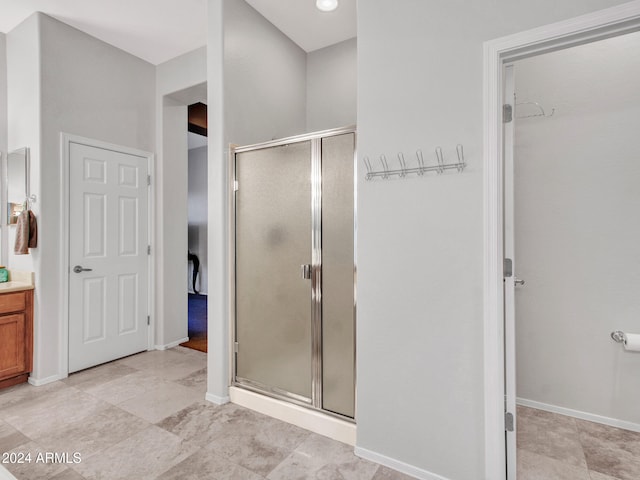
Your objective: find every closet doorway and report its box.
[502,29,640,480]
[232,127,356,419]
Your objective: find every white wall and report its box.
[7,13,156,382]
[155,47,206,348]
[355,1,632,479]
[306,37,357,132]
[514,32,640,425]
[224,0,307,146]
[188,145,208,295]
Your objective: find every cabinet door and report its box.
[0,313,26,379]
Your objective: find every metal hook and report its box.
[435,147,445,174]
[363,156,373,181]
[379,155,390,179]
[456,144,465,172]
[397,153,407,177]
[416,150,425,175]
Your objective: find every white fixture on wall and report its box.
[316,0,338,12]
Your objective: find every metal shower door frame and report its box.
[230,125,356,421]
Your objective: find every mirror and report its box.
[6,147,30,225]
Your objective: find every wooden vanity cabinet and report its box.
[0,289,34,389]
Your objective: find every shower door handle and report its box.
[301,264,312,280]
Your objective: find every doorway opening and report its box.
[482,4,640,479]
[182,102,208,353]
[505,31,640,479]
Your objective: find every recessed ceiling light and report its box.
[316,0,338,12]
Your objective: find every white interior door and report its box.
[68,142,149,373]
[503,64,517,479]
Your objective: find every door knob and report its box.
[514,277,525,286]
[73,265,93,273]
[301,264,312,280]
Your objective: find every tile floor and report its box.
[0,347,412,480]
[517,405,640,480]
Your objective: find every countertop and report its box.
[0,270,34,293]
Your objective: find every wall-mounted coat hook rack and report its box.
[363,144,466,181]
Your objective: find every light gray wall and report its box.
[306,38,357,132]
[7,13,156,382]
[207,0,228,403]
[224,0,307,146]
[206,0,308,401]
[6,15,40,275]
[356,1,631,479]
[188,145,208,295]
[514,32,640,424]
[0,33,7,260]
[155,47,207,348]
[0,32,6,167]
[6,14,42,374]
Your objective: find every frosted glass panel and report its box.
[321,133,355,417]
[235,141,312,399]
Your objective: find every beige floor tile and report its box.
[517,449,591,480]
[0,420,30,453]
[2,387,108,439]
[579,433,640,480]
[83,370,166,405]
[157,401,234,444]
[516,406,587,468]
[0,381,67,413]
[371,465,416,480]
[174,368,207,394]
[50,468,87,479]
[3,441,68,480]
[74,425,196,480]
[589,471,622,480]
[172,346,207,361]
[577,419,640,457]
[267,433,379,480]
[117,381,202,423]
[116,349,205,381]
[34,405,150,460]
[156,446,263,480]
[196,405,310,476]
[62,362,138,390]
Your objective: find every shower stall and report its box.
[231,127,356,420]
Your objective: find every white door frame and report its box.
[59,133,155,377]
[482,2,640,478]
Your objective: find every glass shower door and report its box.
[321,133,355,418]
[235,141,313,401]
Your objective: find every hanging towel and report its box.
[14,210,37,254]
[14,210,29,254]
[28,210,37,248]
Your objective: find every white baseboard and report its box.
[155,337,189,351]
[0,464,19,480]
[517,397,640,433]
[230,386,356,446]
[206,392,230,405]
[28,374,62,386]
[354,446,449,480]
